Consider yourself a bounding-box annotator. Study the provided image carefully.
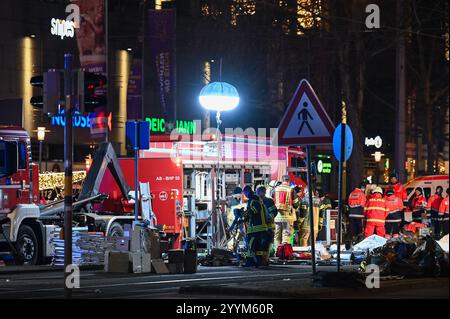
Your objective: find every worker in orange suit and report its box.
[438,188,449,236]
[364,187,388,238]
[384,173,407,202]
[385,173,407,225]
[347,182,367,241]
[411,188,427,223]
[427,186,443,237]
[384,188,404,239]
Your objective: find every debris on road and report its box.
[438,235,449,253]
[351,235,387,252]
[198,248,237,266]
[361,235,449,278]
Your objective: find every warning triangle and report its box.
[275,79,335,146]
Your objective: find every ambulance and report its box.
[404,175,449,202]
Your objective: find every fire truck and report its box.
[0,126,151,265]
[0,126,306,264]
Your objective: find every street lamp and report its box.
[34,127,50,172]
[199,81,239,248]
[371,151,385,184]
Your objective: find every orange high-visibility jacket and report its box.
[385,183,407,201]
[439,196,449,221]
[427,194,443,212]
[385,194,403,213]
[364,193,388,225]
[411,195,427,213]
[348,189,367,208]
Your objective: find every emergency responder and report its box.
[411,187,427,223]
[438,188,449,236]
[256,185,278,265]
[385,173,408,201]
[298,188,322,246]
[292,186,304,244]
[242,185,269,267]
[318,189,332,240]
[227,187,246,258]
[427,186,444,237]
[273,175,296,247]
[384,188,404,239]
[364,187,388,238]
[348,183,367,241]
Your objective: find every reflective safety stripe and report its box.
[385,219,402,223]
[367,219,385,223]
[349,215,364,218]
[349,205,363,208]
[365,207,388,212]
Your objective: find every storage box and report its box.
[104,251,130,273]
[131,251,151,273]
[168,249,184,264]
[184,250,197,274]
[131,224,144,252]
[159,240,169,254]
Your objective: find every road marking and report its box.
[0,272,311,296]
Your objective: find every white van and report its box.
[402,175,448,222]
[404,175,449,202]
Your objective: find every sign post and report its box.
[332,109,354,272]
[275,79,335,275]
[63,53,73,299]
[126,121,150,224]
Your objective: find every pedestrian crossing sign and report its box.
[275,79,335,146]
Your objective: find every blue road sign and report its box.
[333,123,353,161]
[126,121,150,150]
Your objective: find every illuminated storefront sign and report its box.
[317,159,332,174]
[51,113,91,128]
[365,136,382,149]
[144,117,197,135]
[50,4,79,40]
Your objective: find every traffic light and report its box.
[30,70,63,114]
[76,71,107,114]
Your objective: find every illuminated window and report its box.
[445,24,449,62]
[201,3,210,16]
[297,0,322,35]
[230,0,256,26]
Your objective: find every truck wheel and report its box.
[108,222,124,238]
[15,225,39,265]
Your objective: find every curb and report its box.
[0,264,103,274]
[179,277,449,298]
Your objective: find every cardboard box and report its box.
[168,249,184,264]
[104,251,130,273]
[151,259,169,274]
[131,251,151,273]
[143,228,160,259]
[167,262,184,274]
